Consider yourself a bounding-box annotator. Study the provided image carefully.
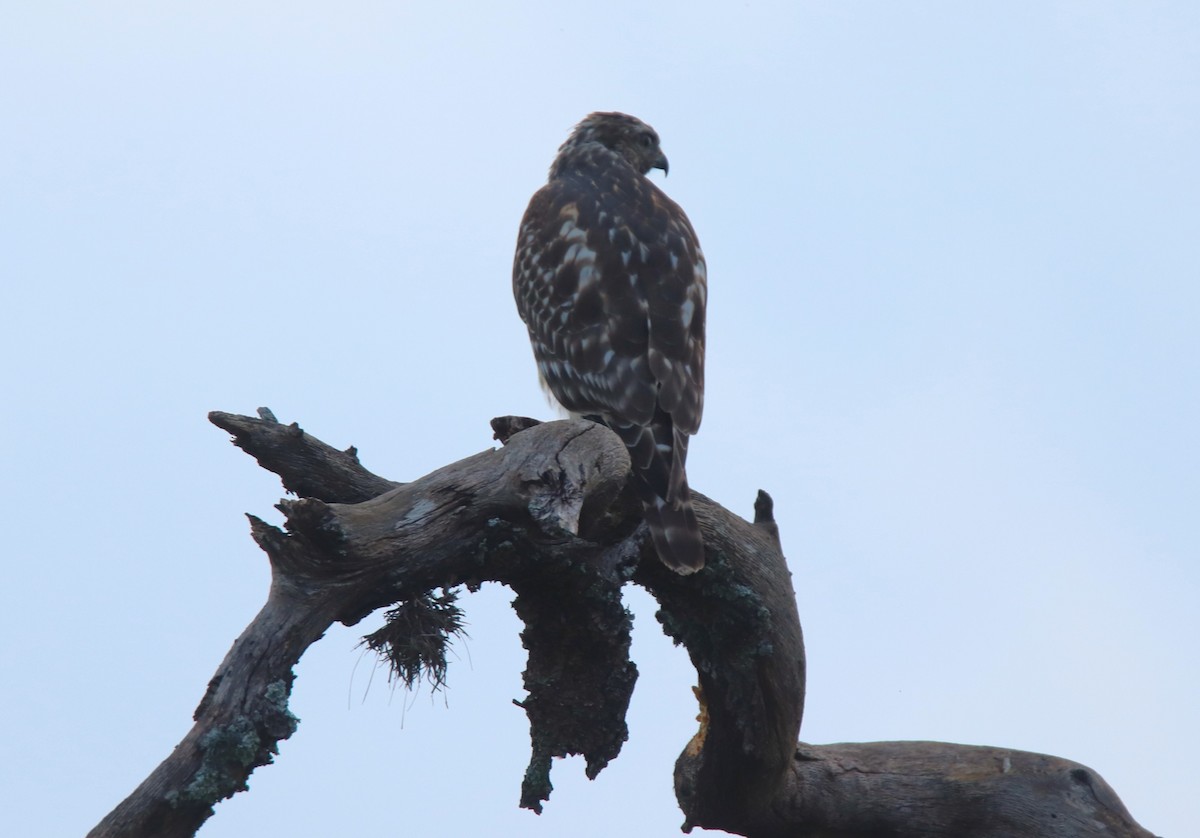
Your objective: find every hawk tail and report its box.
[610,415,705,575]
[641,485,705,575]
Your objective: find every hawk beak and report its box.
[655,152,669,176]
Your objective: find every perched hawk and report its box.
[512,112,707,574]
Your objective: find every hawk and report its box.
[512,112,707,574]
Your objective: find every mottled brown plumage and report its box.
[513,112,707,574]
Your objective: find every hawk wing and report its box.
[513,164,706,432]
[513,153,707,572]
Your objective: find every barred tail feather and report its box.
[642,485,705,575]
[609,413,705,574]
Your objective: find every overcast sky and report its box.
[2,3,1195,836]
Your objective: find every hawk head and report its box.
[558,112,669,176]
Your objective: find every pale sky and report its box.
[2,3,1196,836]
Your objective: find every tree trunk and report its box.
[88,411,1158,838]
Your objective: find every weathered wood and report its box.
[89,412,1158,838]
[209,410,397,503]
[749,741,1158,838]
[87,525,329,838]
[637,487,806,829]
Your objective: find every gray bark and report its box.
[87,412,1158,838]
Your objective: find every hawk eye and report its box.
[640,134,654,148]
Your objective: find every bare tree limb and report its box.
[757,741,1156,838]
[89,412,1159,838]
[208,410,397,503]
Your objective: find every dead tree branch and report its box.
[88,412,1158,838]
